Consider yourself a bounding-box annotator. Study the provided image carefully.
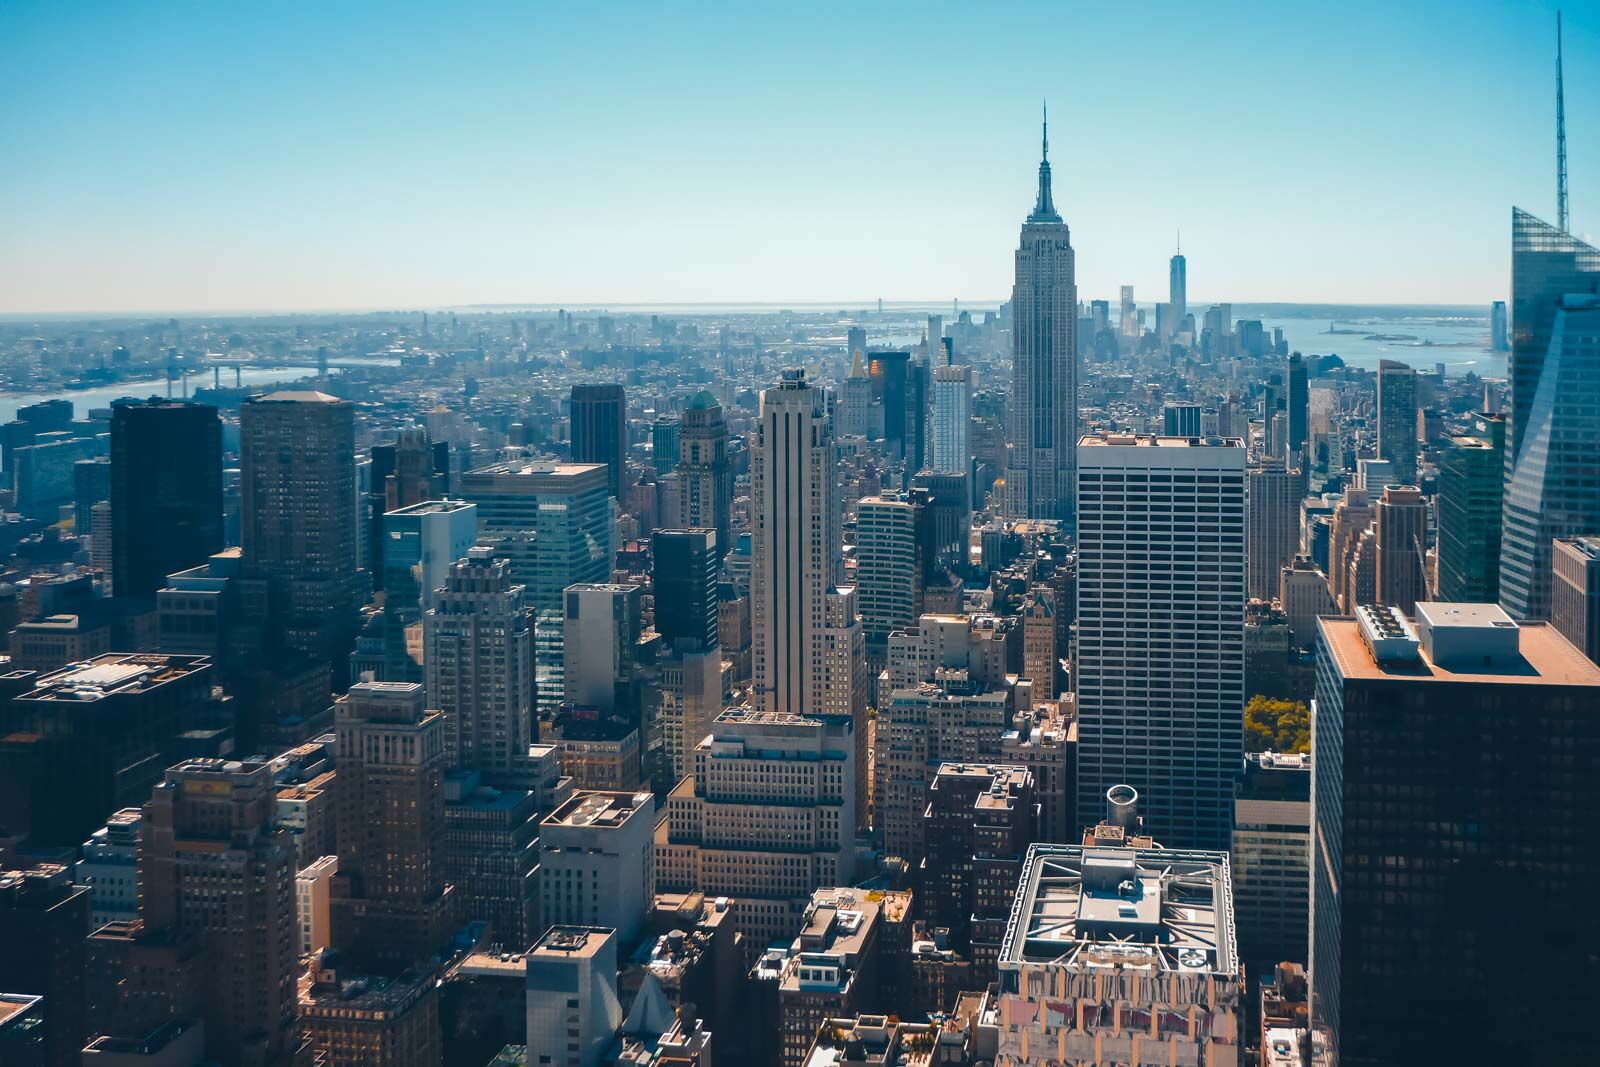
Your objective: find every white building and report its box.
[930,363,972,476]
[525,926,623,1067]
[75,807,141,926]
[1076,433,1246,852]
[539,790,657,947]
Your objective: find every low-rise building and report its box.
[541,790,657,949]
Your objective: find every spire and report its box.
[1029,101,1061,223]
[1557,10,1569,232]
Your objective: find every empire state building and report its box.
[1004,110,1078,528]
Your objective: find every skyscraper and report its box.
[1552,536,1600,664]
[1435,412,1505,603]
[380,499,477,683]
[650,415,680,476]
[1075,433,1246,852]
[1169,246,1187,328]
[1500,210,1600,620]
[1311,604,1600,1064]
[751,369,845,716]
[855,494,919,656]
[1161,401,1202,438]
[930,362,971,476]
[425,547,536,783]
[136,759,302,1067]
[571,383,627,500]
[329,681,454,970]
[653,529,719,654]
[240,391,362,680]
[1287,351,1309,459]
[1005,112,1078,526]
[1247,463,1301,603]
[563,583,643,719]
[109,400,223,600]
[1375,360,1418,485]
[1491,299,1509,351]
[676,391,732,560]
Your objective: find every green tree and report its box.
[1244,696,1311,754]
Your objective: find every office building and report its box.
[652,529,719,654]
[677,392,733,558]
[1001,700,1077,845]
[442,770,538,949]
[328,682,453,970]
[1552,535,1600,663]
[1287,352,1309,459]
[1170,250,1188,329]
[1373,484,1427,614]
[876,676,1011,861]
[1327,488,1375,612]
[425,548,537,784]
[571,383,627,500]
[995,842,1242,1067]
[1310,603,1600,1064]
[540,790,656,947]
[1161,401,1202,438]
[109,400,223,600]
[1248,464,1302,603]
[0,865,90,1067]
[1435,413,1505,603]
[368,429,449,590]
[855,494,919,654]
[881,613,1014,697]
[1280,555,1337,648]
[298,955,440,1067]
[1375,360,1418,485]
[1005,115,1079,527]
[239,391,362,679]
[656,709,856,953]
[908,470,971,573]
[930,362,972,476]
[1020,590,1057,698]
[75,808,142,927]
[841,348,872,439]
[554,706,643,793]
[0,653,212,848]
[461,459,614,712]
[379,499,477,683]
[563,583,643,718]
[1231,751,1310,965]
[777,887,889,1067]
[297,855,338,956]
[137,758,302,1066]
[525,926,624,1067]
[650,415,680,476]
[1501,211,1600,619]
[752,369,847,713]
[1075,433,1246,852]
[923,763,1035,975]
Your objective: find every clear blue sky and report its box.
[1,0,1595,313]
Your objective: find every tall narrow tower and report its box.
[1557,10,1568,233]
[1005,105,1078,527]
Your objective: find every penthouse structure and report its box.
[1311,603,1600,1064]
[995,843,1242,1067]
[657,709,857,954]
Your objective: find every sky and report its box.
[2,0,1596,314]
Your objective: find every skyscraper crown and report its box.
[1028,103,1061,224]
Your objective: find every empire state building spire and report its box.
[1030,101,1061,223]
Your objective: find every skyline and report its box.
[2,1,1598,314]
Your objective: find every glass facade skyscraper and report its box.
[1500,209,1600,620]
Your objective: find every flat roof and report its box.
[1319,617,1600,687]
[999,844,1237,976]
[543,790,651,829]
[530,925,614,959]
[1079,432,1244,449]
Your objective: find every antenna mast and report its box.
[1558,10,1569,232]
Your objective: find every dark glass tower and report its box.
[652,529,718,654]
[1500,209,1600,619]
[571,383,627,499]
[109,400,223,599]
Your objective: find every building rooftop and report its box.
[384,499,474,517]
[530,925,615,960]
[999,844,1237,976]
[464,458,607,480]
[252,390,341,404]
[19,653,209,702]
[781,888,885,995]
[1320,613,1600,687]
[1078,432,1244,449]
[0,993,41,1029]
[543,790,653,830]
[1555,535,1600,562]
